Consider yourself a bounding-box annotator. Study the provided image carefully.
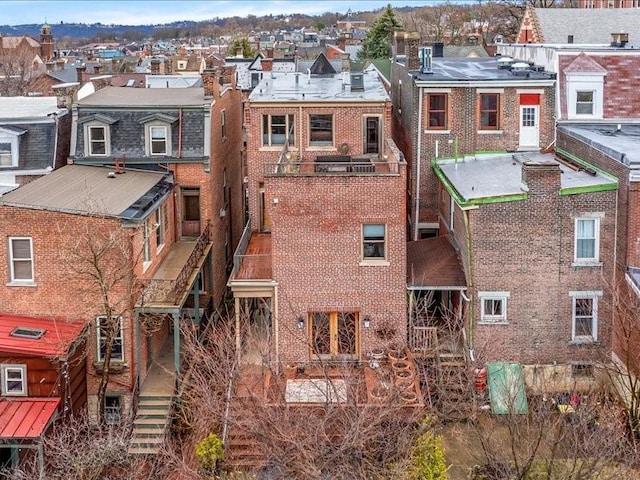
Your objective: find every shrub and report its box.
[408,418,449,480]
[195,432,224,472]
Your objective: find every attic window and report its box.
[11,326,46,339]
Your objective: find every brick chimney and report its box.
[393,31,406,59]
[46,62,54,72]
[406,32,420,71]
[150,59,160,75]
[52,82,80,109]
[521,161,561,197]
[341,52,350,72]
[93,64,103,75]
[266,47,274,58]
[219,65,237,88]
[164,58,172,74]
[337,35,346,52]
[76,64,86,83]
[261,58,273,72]
[56,58,65,70]
[202,68,220,98]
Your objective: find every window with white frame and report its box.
[221,110,226,140]
[362,224,386,260]
[1,365,27,396]
[96,316,124,362]
[479,292,510,323]
[155,207,164,251]
[149,125,169,155]
[575,217,599,262]
[571,292,600,342]
[8,237,34,283]
[309,114,333,145]
[0,131,19,167]
[86,124,109,156]
[576,91,594,115]
[262,114,294,146]
[143,220,151,264]
[566,71,605,119]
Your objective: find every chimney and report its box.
[52,82,80,109]
[521,161,561,197]
[75,64,86,83]
[164,58,172,74]
[432,42,444,58]
[393,31,406,60]
[202,68,220,98]
[341,52,350,72]
[406,32,421,71]
[150,59,161,75]
[337,35,346,52]
[266,47,274,58]
[219,65,237,88]
[46,61,54,72]
[93,64,103,75]
[261,58,273,72]
[610,32,629,47]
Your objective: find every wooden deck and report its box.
[234,233,272,280]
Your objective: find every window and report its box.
[576,91,594,115]
[479,93,499,130]
[262,114,294,146]
[362,224,385,260]
[96,316,124,362]
[427,93,447,129]
[0,132,19,167]
[479,292,510,323]
[309,114,333,145]
[572,363,594,378]
[571,295,598,342]
[221,110,226,140]
[104,395,122,424]
[222,168,229,206]
[251,72,262,88]
[10,326,45,339]
[575,218,599,262]
[155,207,164,251]
[177,60,187,70]
[143,220,151,264]
[87,125,108,156]
[1,365,26,396]
[149,125,168,155]
[8,237,34,283]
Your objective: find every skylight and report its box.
[10,326,46,339]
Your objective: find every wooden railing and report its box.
[409,326,438,357]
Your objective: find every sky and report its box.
[1,0,452,26]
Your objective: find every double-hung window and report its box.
[1,365,27,396]
[427,93,447,129]
[262,114,294,146]
[479,292,510,323]
[96,316,124,362]
[309,114,333,145]
[88,125,107,156]
[576,91,594,115]
[155,207,165,251]
[575,217,599,263]
[150,125,168,155]
[362,224,386,260]
[0,130,19,167]
[479,93,500,130]
[571,293,600,342]
[8,237,34,283]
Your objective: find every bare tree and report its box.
[0,42,43,96]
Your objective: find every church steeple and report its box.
[40,19,54,61]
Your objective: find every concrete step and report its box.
[131,436,164,445]
[136,409,170,419]
[128,445,161,455]
[133,426,165,437]
[138,398,172,409]
[134,417,168,427]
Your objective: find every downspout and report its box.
[274,285,279,374]
[462,208,475,359]
[178,107,183,159]
[413,88,423,241]
[51,112,59,169]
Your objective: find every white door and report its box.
[519,106,539,149]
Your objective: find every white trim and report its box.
[476,88,505,94]
[8,236,34,283]
[0,130,20,168]
[422,88,452,94]
[570,292,601,343]
[479,291,510,323]
[477,130,504,135]
[84,123,110,157]
[574,217,600,263]
[1,364,27,396]
[516,88,545,94]
[96,316,124,363]
[362,223,387,261]
[145,123,171,156]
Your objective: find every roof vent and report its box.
[610,32,629,48]
[497,56,514,69]
[350,72,364,92]
[420,46,433,74]
[11,326,46,339]
[511,62,530,76]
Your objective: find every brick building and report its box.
[391,32,555,239]
[229,54,407,367]
[434,151,618,387]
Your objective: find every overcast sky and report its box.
[3,1,449,26]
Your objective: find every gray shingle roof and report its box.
[534,8,640,44]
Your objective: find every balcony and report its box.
[138,222,212,307]
[229,219,273,283]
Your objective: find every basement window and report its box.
[10,326,45,339]
[571,363,594,378]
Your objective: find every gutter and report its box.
[413,87,423,241]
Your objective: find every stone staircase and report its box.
[224,424,267,471]
[128,394,173,455]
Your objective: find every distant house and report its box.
[0,314,86,472]
[0,96,70,194]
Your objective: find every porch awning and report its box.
[0,398,60,439]
[407,236,467,289]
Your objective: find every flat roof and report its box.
[76,86,208,107]
[558,124,640,168]
[249,70,389,102]
[0,398,60,439]
[438,152,616,203]
[0,97,66,119]
[0,164,172,220]
[0,314,85,357]
[405,57,555,83]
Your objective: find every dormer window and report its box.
[88,125,107,155]
[150,126,169,155]
[79,114,117,157]
[139,113,177,157]
[0,127,25,168]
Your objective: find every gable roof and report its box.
[532,8,640,44]
[0,314,86,357]
[564,53,607,74]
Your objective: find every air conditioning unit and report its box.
[219,208,227,218]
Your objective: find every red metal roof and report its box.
[0,398,60,439]
[0,314,86,357]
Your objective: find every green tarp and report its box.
[486,362,528,414]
